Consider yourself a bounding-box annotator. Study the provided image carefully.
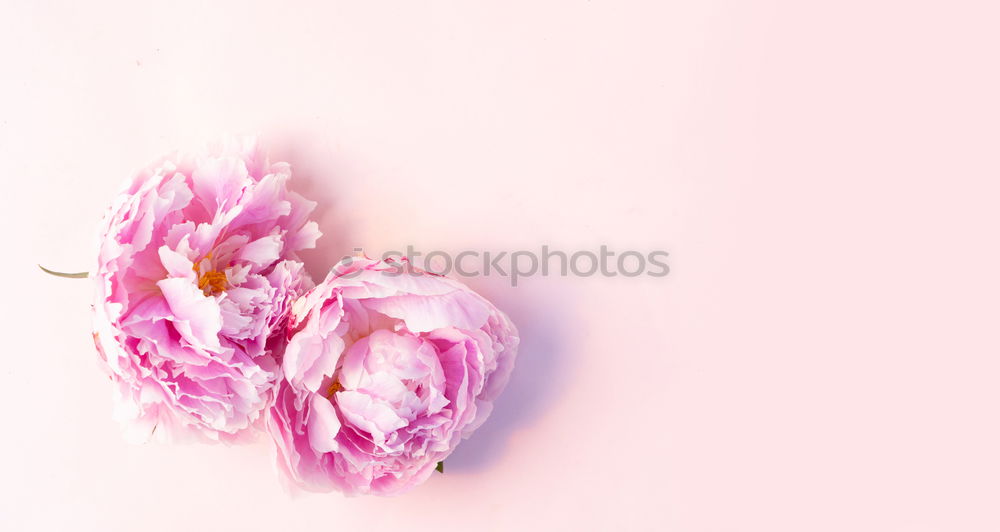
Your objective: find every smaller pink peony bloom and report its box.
[268,257,518,495]
[93,138,321,442]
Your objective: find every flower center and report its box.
[193,253,228,295]
[198,270,228,294]
[326,380,342,399]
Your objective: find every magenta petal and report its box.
[361,290,490,333]
[237,234,283,267]
[156,277,223,350]
[307,394,342,453]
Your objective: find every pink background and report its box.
[3,1,999,530]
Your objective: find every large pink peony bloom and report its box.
[267,257,518,495]
[93,138,321,442]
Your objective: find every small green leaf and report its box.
[38,265,88,279]
[435,461,444,473]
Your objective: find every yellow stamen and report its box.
[326,380,342,399]
[198,270,228,294]
[192,253,227,295]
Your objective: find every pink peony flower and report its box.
[92,138,321,442]
[267,257,518,495]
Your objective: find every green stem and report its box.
[38,265,89,279]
